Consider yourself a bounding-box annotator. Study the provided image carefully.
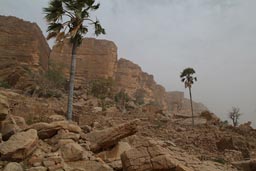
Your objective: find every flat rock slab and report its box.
[27,121,81,139]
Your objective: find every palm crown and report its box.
[180,68,197,88]
[43,0,105,45]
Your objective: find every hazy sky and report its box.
[1,0,255,126]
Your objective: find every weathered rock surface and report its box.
[0,16,50,87]
[3,162,23,171]
[50,38,117,86]
[0,129,38,161]
[166,91,208,116]
[59,140,85,162]
[115,58,168,109]
[67,160,113,171]
[0,115,27,141]
[216,136,250,159]
[84,119,139,152]
[121,138,237,171]
[0,94,8,121]
[27,121,81,139]
[232,159,256,171]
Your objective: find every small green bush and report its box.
[0,81,11,89]
[88,78,114,99]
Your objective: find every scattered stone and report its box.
[27,121,81,139]
[0,129,38,161]
[3,162,23,171]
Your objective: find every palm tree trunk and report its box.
[67,41,77,121]
[189,87,194,126]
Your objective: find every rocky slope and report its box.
[0,16,50,88]
[0,90,256,171]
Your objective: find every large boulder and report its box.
[59,140,86,162]
[27,121,81,139]
[0,94,8,121]
[3,162,23,171]
[84,119,139,152]
[121,139,191,171]
[0,129,38,161]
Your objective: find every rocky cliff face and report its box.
[115,58,167,109]
[0,16,50,87]
[50,38,117,86]
[166,91,208,116]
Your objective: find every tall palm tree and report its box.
[180,68,197,126]
[44,0,105,121]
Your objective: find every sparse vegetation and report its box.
[115,89,130,112]
[88,78,114,99]
[134,89,145,105]
[25,61,66,98]
[180,67,197,126]
[0,80,11,89]
[229,107,242,127]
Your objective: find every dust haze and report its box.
[1,0,255,126]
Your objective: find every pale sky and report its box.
[1,0,255,126]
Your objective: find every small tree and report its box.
[44,0,105,120]
[229,107,242,127]
[180,67,197,126]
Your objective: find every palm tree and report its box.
[180,68,197,126]
[44,0,105,121]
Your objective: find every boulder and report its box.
[27,121,81,139]
[47,115,66,123]
[84,119,139,152]
[0,94,8,121]
[97,142,132,162]
[120,139,190,171]
[3,162,23,171]
[1,115,27,141]
[59,141,85,162]
[49,129,80,145]
[0,129,38,161]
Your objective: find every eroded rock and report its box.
[0,129,38,161]
[84,119,139,152]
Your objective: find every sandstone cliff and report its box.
[166,91,208,116]
[0,16,50,87]
[50,38,117,86]
[115,58,168,109]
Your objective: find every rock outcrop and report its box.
[0,129,38,161]
[166,91,208,116]
[84,119,139,152]
[115,58,168,109]
[50,38,118,86]
[0,16,50,87]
